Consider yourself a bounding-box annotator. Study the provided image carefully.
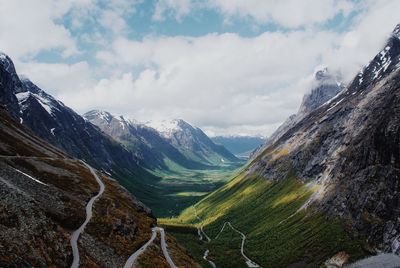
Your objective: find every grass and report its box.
[161,173,367,267]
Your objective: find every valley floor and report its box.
[146,161,245,217]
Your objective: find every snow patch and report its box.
[146,119,183,137]
[16,91,58,116]
[50,128,56,136]
[16,92,31,103]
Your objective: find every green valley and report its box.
[148,160,245,217]
[161,173,367,267]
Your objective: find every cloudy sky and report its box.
[1,0,399,137]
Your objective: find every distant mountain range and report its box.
[211,135,266,157]
[84,111,239,171]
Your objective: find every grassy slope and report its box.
[161,173,367,267]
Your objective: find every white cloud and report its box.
[16,61,95,96]
[152,0,355,27]
[99,9,129,35]
[207,0,355,28]
[0,0,92,59]
[97,0,142,35]
[153,0,193,21]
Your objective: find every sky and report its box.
[1,0,400,137]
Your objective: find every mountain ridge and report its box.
[85,110,240,168]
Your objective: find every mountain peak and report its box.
[298,67,343,115]
[145,119,194,136]
[84,110,114,123]
[0,52,16,75]
[314,67,329,80]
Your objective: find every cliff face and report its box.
[248,25,400,253]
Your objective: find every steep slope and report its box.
[84,110,208,171]
[166,24,400,267]
[0,53,162,206]
[211,136,266,157]
[147,119,239,165]
[0,106,198,267]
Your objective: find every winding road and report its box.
[192,206,261,268]
[203,250,216,268]
[70,161,105,268]
[224,222,260,268]
[123,227,178,268]
[193,206,215,268]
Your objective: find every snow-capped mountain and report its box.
[85,112,240,168]
[84,110,213,170]
[146,119,184,138]
[145,119,239,164]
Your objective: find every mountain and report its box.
[146,119,239,165]
[0,53,164,206]
[0,106,198,267]
[166,24,400,267]
[211,136,266,157]
[84,110,210,171]
[85,112,239,168]
[267,67,344,145]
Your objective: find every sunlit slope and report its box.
[163,173,366,267]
